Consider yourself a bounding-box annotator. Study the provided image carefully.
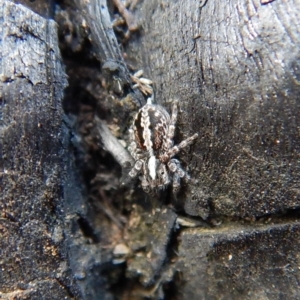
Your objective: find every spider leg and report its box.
[172,172,181,193]
[169,100,178,139]
[169,159,185,193]
[128,128,138,158]
[160,133,198,162]
[129,159,143,177]
[128,127,135,142]
[141,172,153,193]
[168,159,190,192]
[137,160,152,193]
[128,141,136,156]
[168,159,185,177]
[128,139,146,161]
[164,100,178,150]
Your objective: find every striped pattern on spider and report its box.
[128,97,198,193]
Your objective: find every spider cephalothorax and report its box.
[128,98,198,193]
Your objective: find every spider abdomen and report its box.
[133,103,170,152]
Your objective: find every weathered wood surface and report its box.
[131,0,300,298]
[137,0,300,219]
[2,0,300,299]
[175,222,300,299]
[0,1,80,298]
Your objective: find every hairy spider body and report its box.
[128,98,198,193]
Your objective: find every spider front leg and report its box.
[164,100,178,150]
[168,159,185,177]
[128,131,146,161]
[160,133,198,163]
[129,159,143,178]
[168,159,187,192]
[128,128,138,159]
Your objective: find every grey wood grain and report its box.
[0,1,79,298]
[8,0,299,298]
[123,1,300,298]
[137,0,300,219]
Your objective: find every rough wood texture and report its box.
[4,0,300,299]
[0,1,78,298]
[175,222,300,299]
[124,1,300,298]
[54,0,300,298]
[137,0,300,219]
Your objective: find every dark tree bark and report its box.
[0,1,81,298]
[128,0,300,299]
[2,0,300,299]
[136,0,300,219]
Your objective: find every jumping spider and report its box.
[128,98,198,193]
